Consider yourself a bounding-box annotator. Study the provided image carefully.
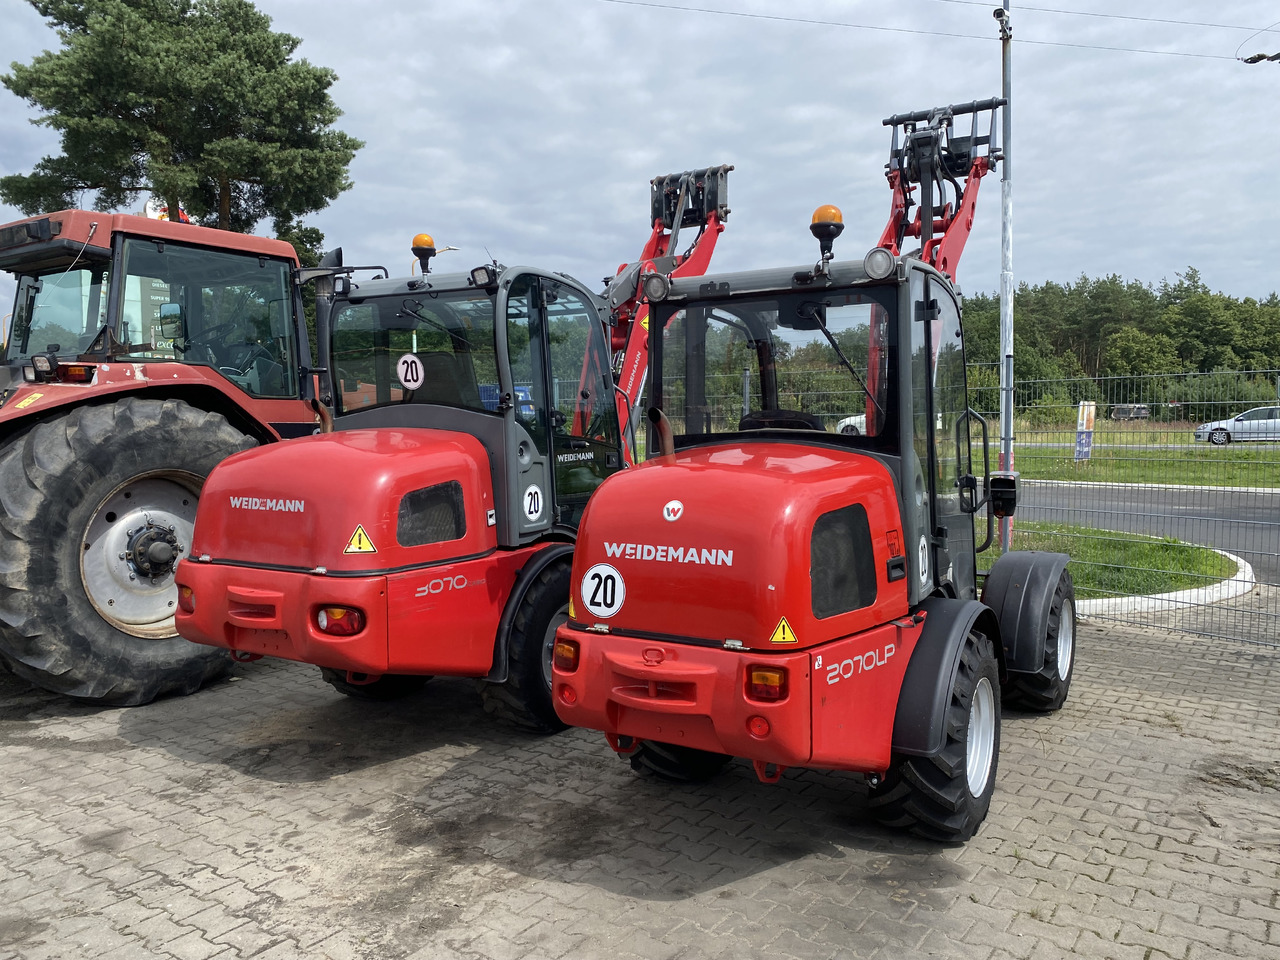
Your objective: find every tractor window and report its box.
[4,263,111,362]
[506,275,550,457]
[331,291,498,416]
[117,239,298,398]
[653,289,893,439]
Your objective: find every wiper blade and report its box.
[802,301,885,419]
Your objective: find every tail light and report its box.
[553,639,580,672]
[747,666,788,701]
[316,606,365,636]
[177,585,195,613]
[60,364,94,383]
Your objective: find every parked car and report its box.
[1109,403,1150,420]
[836,413,867,435]
[1194,405,1280,445]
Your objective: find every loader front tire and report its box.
[1001,568,1075,712]
[478,560,570,733]
[0,399,252,705]
[628,741,733,782]
[868,627,1000,842]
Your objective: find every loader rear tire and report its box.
[867,627,1000,842]
[628,741,733,782]
[0,398,253,705]
[478,560,569,733]
[1001,568,1075,712]
[319,668,430,701]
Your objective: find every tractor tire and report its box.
[319,668,430,701]
[867,627,1000,842]
[1001,568,1076,712]
[1209,429,1230,446]
[478,560,570,733]
[628,740,733,782]
[0,398,253,705]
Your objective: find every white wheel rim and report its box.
[80,472,201,638]
[966,676,996,796]
[1057,598,1075,681]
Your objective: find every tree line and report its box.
[962,268,1280,380]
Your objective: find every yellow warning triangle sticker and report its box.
[343,524,377,554]
[770,616,798,644]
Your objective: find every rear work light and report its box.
[553,639,580,672]
[177,585,195,614]
[316,606,365,636]
[747,666,788,701]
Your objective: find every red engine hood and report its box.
[189,428,495,572]
[569,442,909,651]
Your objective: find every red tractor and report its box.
[0,210,331,704]
[175,168,731,730]
[552,101,1075,842]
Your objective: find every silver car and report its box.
[1194,405,1280,445]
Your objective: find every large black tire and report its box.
[478,560,570,733]
[319,667,429,701]
[1002,568,1076,712]
[868,628,1001,842]
[0,398,253,705]
[628,740,733,782]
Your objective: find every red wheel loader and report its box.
[175,167,732,730]
[551,102,1075,842]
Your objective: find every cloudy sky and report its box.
[2,0,1279,312]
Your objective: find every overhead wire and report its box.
[593,0,1254,60]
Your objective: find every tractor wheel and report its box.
[0,398,253,705]
[478,560,570,733]
[1002,568,1076,712]
[319,668,430,701]
[628,740,733,782]
[868,627,1000,842]
[1209,429,1230,446]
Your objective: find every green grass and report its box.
[1013,443,1279,486]
[980,520,1238,599]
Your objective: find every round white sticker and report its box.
[581,563,625,618]
[662,500,684,522]
[396,353,425,391]
[523,483,544,521]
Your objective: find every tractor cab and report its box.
[310,252,624,545]
[644,248,989,610]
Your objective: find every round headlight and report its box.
[863,246,896,280]
[641,272,671,303]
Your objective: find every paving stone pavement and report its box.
[1,620,1277,960]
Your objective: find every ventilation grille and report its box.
[811,504,877,619]
[397,481,465,547]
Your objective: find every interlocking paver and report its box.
[1,622,1278,958]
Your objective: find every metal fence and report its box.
[971,367,1280,647]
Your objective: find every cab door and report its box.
[541,279,624,528]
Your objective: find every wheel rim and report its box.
[541,602,570,689]
[966,676,996,796]
[1057,598,1075,681]
[80,471,202,639]
[1211,430,1227,445]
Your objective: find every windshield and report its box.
[5,261,111,362]
[331,290,500,416]
[653,288,894,440]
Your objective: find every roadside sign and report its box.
[1074,400,1096,461]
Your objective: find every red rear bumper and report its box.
[552,620,919,773]
[175,560,391,672]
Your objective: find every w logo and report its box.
[662,500,684,522]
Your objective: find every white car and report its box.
[836,414,867,435]
[1194,405,1280,445]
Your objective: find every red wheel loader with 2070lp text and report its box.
[551,102,1075,842]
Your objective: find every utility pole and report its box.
[996,2,1014,553]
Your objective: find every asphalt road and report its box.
[1018,480,1280,582]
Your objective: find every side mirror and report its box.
[987,471,1020,519]
[157,302,184,339]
